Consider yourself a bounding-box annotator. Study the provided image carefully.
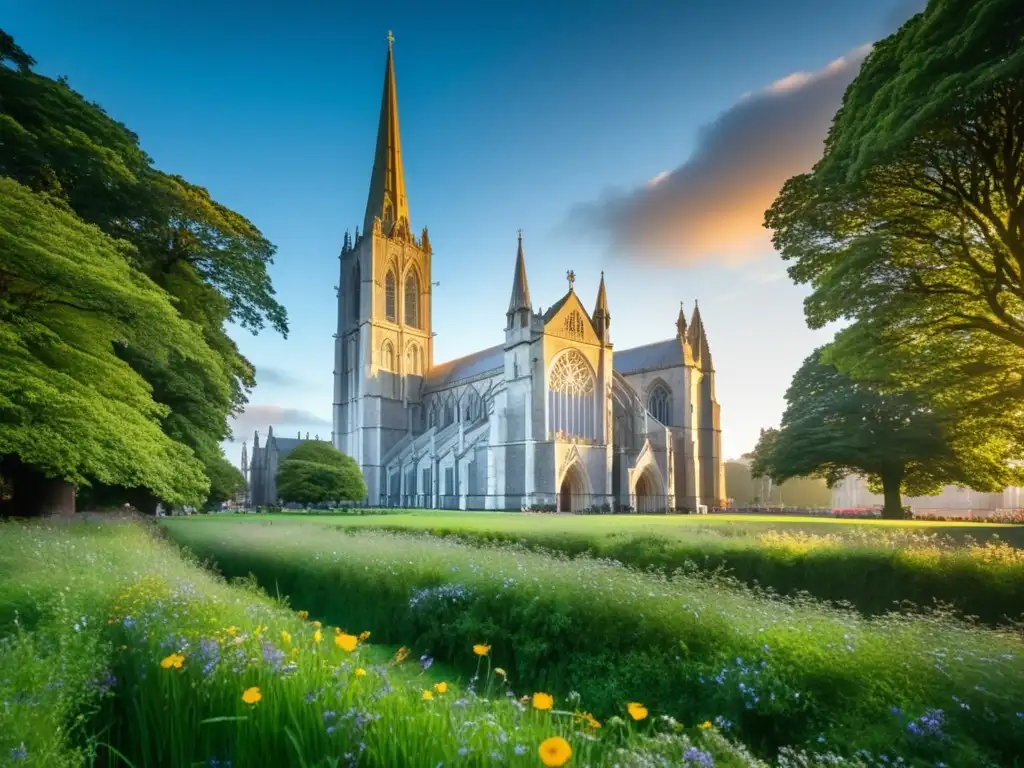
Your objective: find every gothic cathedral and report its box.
[333,37,726,512]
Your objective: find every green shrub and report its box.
[276,443,367,504]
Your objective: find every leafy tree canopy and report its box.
[766,0,1024,436]
[276,443,367,506]
[204,454,246,507]
[0,29,288,507]
[0,177,209,507]
[750,347,1019,517]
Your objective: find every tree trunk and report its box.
[1,457,76,517]
[880,466,905,519]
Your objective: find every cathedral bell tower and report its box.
[333,32,433,504]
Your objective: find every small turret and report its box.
[676,301,687,338]
[506,230,532,330]
[592,271,610,343]
[688,300,713,371]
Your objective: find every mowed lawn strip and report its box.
[187,511,1024,623]
[164,517,1024,766]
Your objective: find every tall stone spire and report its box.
[688,300,713,369]
[592,271,610,342]
[363,31,410,238]
[506,230,532,328]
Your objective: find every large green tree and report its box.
[276,442,367,506]
[0,30,287,510]
[750,348,1017,518]
[0,178,210,514]
[765,0,1024,428]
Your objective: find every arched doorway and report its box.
[634,467,664,513]
[557,462,589,513]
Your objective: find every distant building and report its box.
[832,475,1024,517]
[246,427,329,507]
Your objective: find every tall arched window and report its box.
[428,406,437,429]
[404,272,419,328]
[381,341,395,372]
[647,383,672,426]
[548,349,596,440]
[351,262,361,322]
[385,270,397,322]
[443,400,455,426]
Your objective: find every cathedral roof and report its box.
[541,292,574,323]
[613,338,683,375]
[424,343,504,391]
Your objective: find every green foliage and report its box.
[165,517,1024,766]
[0,28,287,506]
[752,347,1016,518]
[765,0,1024,452]
[204,453,246,507]
[0,521,758,767]
[276,443,367,505]
[0,177,208,504]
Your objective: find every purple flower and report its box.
[420,654,434,671]
[10,744,27,761]
[198,638,220,677]
[261,641,286,672]
[682,747,715,767]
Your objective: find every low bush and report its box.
[164,517,1024,766]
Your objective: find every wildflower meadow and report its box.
[3,515,1024,767]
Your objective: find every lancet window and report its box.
[548,349,597,440]
[385,270,397,322]
[404,272,420,328]
[381,340,395,372]
[647,383,672,426]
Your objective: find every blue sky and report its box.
[5,0,921,462]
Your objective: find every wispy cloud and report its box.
[568,0,926,268]
[229,404,331,440]
[569,44,871,266]
[254,365,306,388]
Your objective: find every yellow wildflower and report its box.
[473,644,491,657]
[494,667,507,679]
[422,690,434,701]
[532,692,554,711]
[335,632,358,652]
[434,681,448,694]
[290,647,300,659]
[359,631,371,642]
[281,630,292,645]
[225,626,238,636]
[393,646,409,664]
[355,667,367,677]
[699,720,713,729]
[297,610,309,620]
[627,702,648,721]
[160,653,185,670]
[538,736,572,767]
[313,629,322,644]
[312,620,322,629]
[242,686,262,705]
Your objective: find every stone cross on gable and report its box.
[566,270,576,291]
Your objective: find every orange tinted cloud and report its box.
[570,45,872,265]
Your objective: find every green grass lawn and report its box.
[190,510,1024,623]
[226,508,1024,544]
[162,516,1024,767]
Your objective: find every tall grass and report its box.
[0,520,761,767]
[163,517,1024,767]
[225,511,1024,623]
